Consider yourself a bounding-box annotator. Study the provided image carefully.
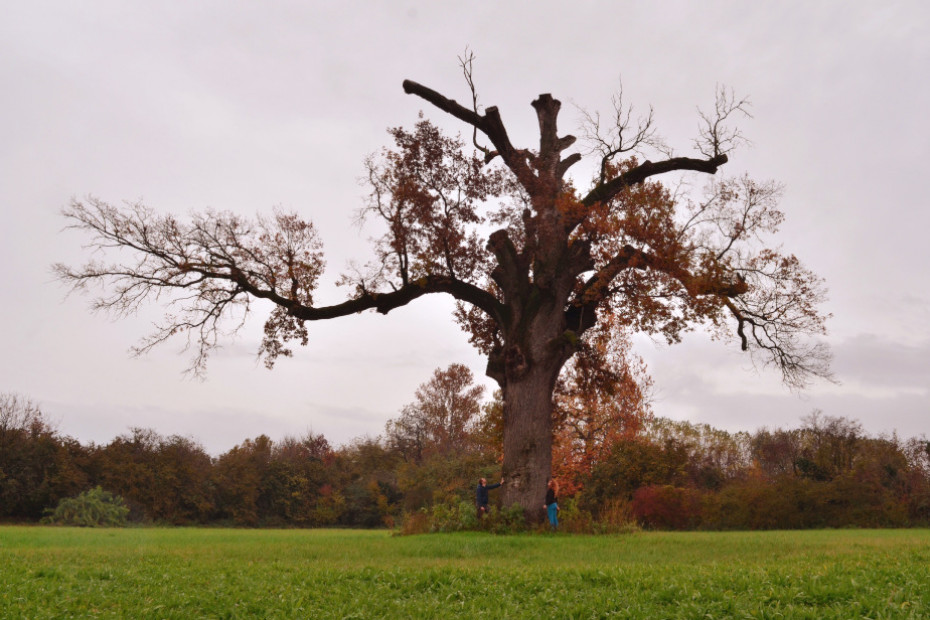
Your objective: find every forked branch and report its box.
[578,82,668,185]
[458,49,496,162]
[695,85,752,158]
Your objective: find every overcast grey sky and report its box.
[2,1,928,454]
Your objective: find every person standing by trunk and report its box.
[476,477,502,519]
[544,479,559,531]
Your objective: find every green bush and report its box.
[484,503,527,534]
[428,500,476,533]
[398,500,475,534]
[554,497,593,533]
[42,486,129,527]
[398,500,531,535]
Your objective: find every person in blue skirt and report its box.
[544,478,559,530]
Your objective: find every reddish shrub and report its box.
[632,485,702,529]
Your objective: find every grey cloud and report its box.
[831,335,930,390]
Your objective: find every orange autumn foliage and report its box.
[551,317,653,495]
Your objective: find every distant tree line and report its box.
[3,380,930,530]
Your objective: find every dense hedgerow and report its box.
[6,389,930,531]
[399,498,642,536]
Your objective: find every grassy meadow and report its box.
[1,526,929,618]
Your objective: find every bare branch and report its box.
[720,247,833,389]
[695,85,752,158]
[581,154,728,209]
[402,80,484,128]
[577,81,668,185]
[458,48,495,161]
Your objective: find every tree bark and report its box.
[500,362,558,522]
[496,284,574,521]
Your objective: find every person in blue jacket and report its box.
[475,477,503,518]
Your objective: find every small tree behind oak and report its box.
[385,363,486,464]
[57,65,831,520]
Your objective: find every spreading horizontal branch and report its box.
[287,275,503,323]
[581,155,728,208]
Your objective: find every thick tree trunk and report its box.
[499,358,563,522]
[494,204,577,521]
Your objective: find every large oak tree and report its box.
[57,68,830,519]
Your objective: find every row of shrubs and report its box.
[398,498,642,535]
[631,477,918,530]
[34,477,925,533]
[401,472,927,535]
[42,489,622,534]
[9,389,930,531]
[45,473,920,532]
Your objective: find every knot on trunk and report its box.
[504,345,528,378]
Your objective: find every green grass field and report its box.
[1,527,928,618]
